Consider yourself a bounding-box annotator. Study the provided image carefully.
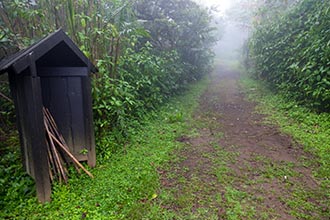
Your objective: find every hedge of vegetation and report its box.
[249,0,330,111]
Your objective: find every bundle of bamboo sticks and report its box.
[43,107,93,184]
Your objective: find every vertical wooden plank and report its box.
[42,77,73,150]
[8,71,29,174]
[25,54,51,203]
[18,74,34,177]
[82,76,96,167]
[67,77,85,155]
[24,75,51,203]
[40,77,51,109]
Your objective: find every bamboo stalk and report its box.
[113,37,121,79]
[46,126,63,182]
[46,145,54,183]
[44,113,60,182]
[43,107,93,181]
[46,140,55,173]
[43,108,81,174]
[44,108,67,145]
[0,91,13,103]
[46,134,62,182]
[44,116,68,183]
[43,108,80,174]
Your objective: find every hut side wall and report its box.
[9,70,51,202]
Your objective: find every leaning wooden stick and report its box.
[48,132,94,178]
[43,107,94,181]
[43,108,81,174]
[44,118,68,183]
[46,133,61,182]
[0,91,13,103]
[46,146,54,182]
[44,108,67,144]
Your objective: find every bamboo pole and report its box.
[44,118,68,183]
[43,108,81,174]
[0,91,13,103]
[46,145,54,182]
[43,107,94,182]
[48,132,94,178]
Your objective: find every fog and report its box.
[214,22,249,63]
[196,0,250,64]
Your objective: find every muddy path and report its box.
[159,65,329,219]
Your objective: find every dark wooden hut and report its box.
[0,29,96,202]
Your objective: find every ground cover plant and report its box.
[0,75,208,219]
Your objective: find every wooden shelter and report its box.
[0,29,96,202]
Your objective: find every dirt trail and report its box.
[159,65,329,219]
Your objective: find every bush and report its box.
[249,0,330,111]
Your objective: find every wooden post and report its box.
[82,76,96,167]
[25,53,51,203]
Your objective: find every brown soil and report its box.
[159,65,328,219]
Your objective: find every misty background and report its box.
[195,0,251,64]
[213,23,249,63]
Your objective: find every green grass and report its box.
[240,72,330,219]
[1,78,209,219]
[4,65,330,219]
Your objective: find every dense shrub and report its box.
[249,0,330,111]
[92,44,187,158]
